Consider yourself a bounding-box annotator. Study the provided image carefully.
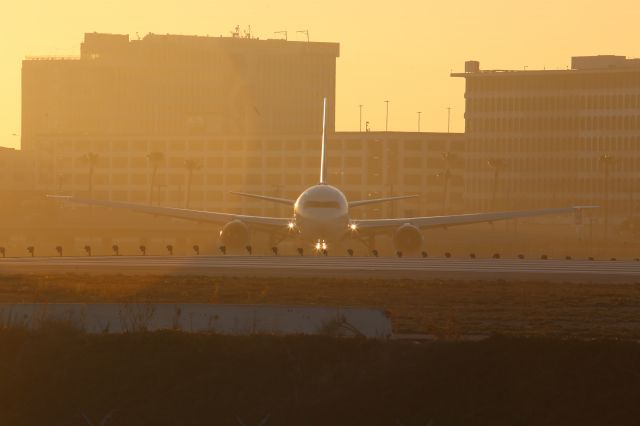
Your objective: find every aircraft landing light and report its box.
[314,240,328,251]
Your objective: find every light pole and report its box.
[359,104,363,132]
[384,100,390,132]
[417,111,422,132]
[296,30,309,42]
[600,154,616,238]
[274,31,287,40]
[447,107,452,133]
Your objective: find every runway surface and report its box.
[1,255,639,282]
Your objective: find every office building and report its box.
[452,55,640,220]
[22,32,340,151]
[39,131,463,218]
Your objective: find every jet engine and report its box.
[393,223,423,253]
[219,220,250,250]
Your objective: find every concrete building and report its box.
[39,131,463,219]
[22,32,339,151]
[331,132,465,217]
[452,55,640,223]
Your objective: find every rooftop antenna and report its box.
[274,30,287,41]
[296,30,309,42]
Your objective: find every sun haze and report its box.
[1,0,639,148]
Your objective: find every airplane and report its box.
[48,98,596,256]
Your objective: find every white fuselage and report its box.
[293,184,350,244]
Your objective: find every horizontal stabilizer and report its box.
[349,195,419,208]
[230,192,295,206]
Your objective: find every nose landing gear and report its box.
[314,239,328,256]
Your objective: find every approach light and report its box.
[349,223,358,231]
[288,222,295,230]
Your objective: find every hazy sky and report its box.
[2,0,638,149]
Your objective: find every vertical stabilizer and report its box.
[319,97,327,184]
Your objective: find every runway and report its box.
[1,255,639,283]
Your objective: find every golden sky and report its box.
[2,0,638,149]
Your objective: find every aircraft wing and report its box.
[47,196,292,228]
[353,206,598,233]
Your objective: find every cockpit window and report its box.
[304,200,340,209]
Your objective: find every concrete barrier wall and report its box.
[0,304,392,339]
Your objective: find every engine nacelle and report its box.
[393,223,423,253]
[219,220,250,250]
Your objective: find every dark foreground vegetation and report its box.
[1,274,640,339]
[0,330,639,426]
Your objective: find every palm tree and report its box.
[436,169,451,214]
[184,159,203,208]
[600,154,616,238]
[147,152,165,204]
[440,152,456,213]
[56,174,69,194]
[487,158,507,210]
[82,152,100,198]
